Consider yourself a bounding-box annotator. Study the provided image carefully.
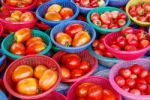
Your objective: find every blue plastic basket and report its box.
[50,20,96,53]
[71,0,109,15]
[109,0,129,7]
[36,0,79,27]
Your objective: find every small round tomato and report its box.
[71,69,84,78]
[116,36,126,48]
[118,13,127,20]
[119,68,131,78]
[130,89,141,95]
[19,12,34,22]
[92,40,99,48]
[102,89,116,100]
[34,65,47,79]
[26,37,43,46]
[98,43,105,51]
[115,76,125,87]
[139,70,149,78]
[61,66,71,80]
[79,60,91,73]
[139,39,150,49]
[60,7,73,20]
[125,78,136,87]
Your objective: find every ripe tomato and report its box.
[92,19,101,27]
[94,49,104,56]
[19,12,34,22]
[92,40,99,48]
[71,69,84,78]
[143,3,150,12]
[45,12,62,21]
[76,82,94,98]
[115,76,125,87]
[72,31,91,47]
[16,78,38,95]
[111,11,119,19]
[104,11,112,19]
[100,13,111,25]
[117,19,126,27]
[139,39,150,49]
[47,4,62,13]
[61,66,71,80]
[125,78,136,87]
[86,85,103,100]
[110,44,120,50]
[14,28,32,43]
[26,37,43,46]
[90,12,99,21]
[136,78,147,84]
[55,32,72,46]
[136,83,147,92]
[39,69,58,91]
[98,43,105,51]
[11,10,22,21]
[79,60,91,73]
[119,68,131,78]
[61,53,81,69]
[80,0,90,7]
[129,74,137,79]
[129,5,136,17]
[60,7,73,20]
[122,85,130,92]
[10,42,26,55]
[64,23,84,38]
[125,34,138,42]
[118,13,127,20]
[139,70,149,78]
[34,65,47,79]
[130,89,141,95]
[121,27,134,36]
[21,0,33,6]
[136,5,145,16]
[125,45,137,51]
[6,0,20,7]
[116,36,126,48]
[102,89,116,100]
[136,31,146,40]
[12,65,33,82]
[103,50,114,58]
[137,16,147,22]
[130,64,143,74]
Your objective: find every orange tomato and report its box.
[10,42,26,55]
[10,10,22,21]
[60,7,73,20]
[21,0,33,6]
[45,12,62,21]
[26,37,43,46]
[12,65,33,82]
[19,12,34,22]
[16,78,38,95]
[39,69,58,91]
[61,66,71,80]
[14,28,32,43]
[47,4,62,13]
[34,65,47,79]
[6,0,20,7]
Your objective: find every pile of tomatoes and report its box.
[44,4,74,21]
[10,28,46,55]
[115,64,150,95]
[60,53,91,80]
[75,82,117,100]
[55,23,91,47]
[5,0,33,7]
[12,64,58,95]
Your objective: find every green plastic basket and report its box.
[1,30,52,60]
[87,6,131,34]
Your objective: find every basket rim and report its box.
[3,55,62,99]
[50,91,68,100]
[109,58,150,99]
[87,6,131,33]
[1,29,52,59]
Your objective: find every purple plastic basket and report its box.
[109,59,150,100]
[109,0,129,7]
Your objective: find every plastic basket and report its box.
[0,23,3,36]
[1,0,37,11]
[67,76,122,100]
[87,6,131,34]
[50,20,96,53]
[109,59,150,100]
[109,0,129,7]
[103,30,150,60]
[126,0,150,27]
[52,50,98,83]
[0,12,37,32]
[3,55,62,100]
[71,0,109,15]
[36,0,79,27]
[88,45,121,67]
[1,30,52,60]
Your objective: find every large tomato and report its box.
[60,7,73,20]
[102,89,116,100]
[16,78,38,95]
[12,65,33,82]
[26,37,43,46]
[39,69,58,91]
[34,65,47,79]
[19,12,34,22]
[64,23,84,38]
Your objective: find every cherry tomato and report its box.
[34,65,47,79]
[61,66,71,80]
[26,37,43,46]
[79,60,91,73]
[71,69,84,78]
[102,89,116,100]
[125,78,136,87]
[119,68,131,78]
[130,89,141,95]
[19,12,34,22]
[115,76,125,87]
[60,7,73,20]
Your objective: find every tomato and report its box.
[125,78,136,87]
[102,89,116,100]
[143,3,150,12]
[129,74,138,79]
[121,27,134,36]
[110,44,120,50]
[76,82,94,98]
[11,10,22,21]
[137,16,147,22]
[100,13,111,25]
[129,5,136,17]
[16,78,38,95]
[92,40,99,48]
[47,4,62,13]
[103,50,113,58]
[139,70,149,78]
[94,49,104,56]
[61,66,71,80]
[26,41,46,54]
[136,5,145,16]
[86,85,103,100]
[127,39,138,47]
[39,69,58,91]
[111,11,119,19]
[125,45,137,51]
[60,7,73,20]
[21,0,33,6]
[139,39,149,49]
[122,85,130,92]
[10,42,26,55]
[109,24,118,29]
[45,12,62,21]
[55,32,72,46]
[6,0,20,7]
[147,85,150,94]
[64,23,84,38]
[118,13,127,20]
[115,76,125,87]
[71,69,84,78]
[98,43,105,51]
[79,60,91,73]
[146,74,150,84]
[104,11,112,19]
[14,28,32,43]
[136,83,147,92]
[130,89,141,95]
[117,19,126,27]
[90,0,99,7]
[119,68,131,78]
[125,34,138,42]
[130,64,143,74]
[26,37,43,46]
[90,12,99,21]
[72,31,91,47]
[34,65,47,79]
[136,78,147,84]
[61,53,81,69]
[12,65,33,82]
[116,36,126,48]
[19,12,34,22]
[101,24,109,29]
[80,0,90,7]
[92,19,101,27]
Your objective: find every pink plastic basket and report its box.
[109,59,150,100]
[1,0,37,11]
[0,22,4,36]
[0,11,37,32]
[103,30,150,60]
[52,50,98,83]
[67,76,122,100]
[3,55,62,100]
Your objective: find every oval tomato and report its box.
[26,37,43,46]
[39,69,58,91]
[61,66,71,80]
[47,4,62,13]
[12,65,33,82]
[102,89,116,100]
[19,12,34,22]
[10,10,22,21]
[45,12,62,21]
[71,69,84,78]
[34,65,47,79]
[60,7,73,20]
[16,78,38,95]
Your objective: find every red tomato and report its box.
[137,16,147,22]
[129,5,136,17]
[103,50,114,58]
[129,74,138,79]
[139,70,149,78]
[122,85,130,92]
[61,66,71,80]
[136,78,147,84]
[117,19,126,27]
[92,40,99,48]
[130,64,143,74]
[125,45,137,51]
[19,12,34,22]
[98,43,106,51]
[127,39,138,47]
[104,11,112,19]
[94,49,104,56]
[92,19,101,27]
[136,83,147,92]
[71,69,84,78]
[125,78,136,87]
[111,11,119,19]
[130,89,141,95]
[26,37,43,46]
[136,5,145,16]
[102,89,116,100]
[80,0,90,7]
[116,36,126,48]
[110,44,121,50]
[115,76,125,87]
[64,23,84,38]
[143,3,150,12]
[90,12,99,21]
[21,0,33,6]
[118,13,127,20]
[60,7,73,20]
[121,27,134,36]
[100,13,111,25]
[119,68,131,78]
[6,0,20,7]
[136,31,146,40]
[79,60,91,73]
[86,85,103,100]
[125,34,138,42]
[139,39,150,49]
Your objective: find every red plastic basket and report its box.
[3,55,62,99]
[67,76,122,100]
[0,22,4,36]
[1,0,37,11]
[52,50,98,83]
[103,30,150,60]
[0,11,37,32]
